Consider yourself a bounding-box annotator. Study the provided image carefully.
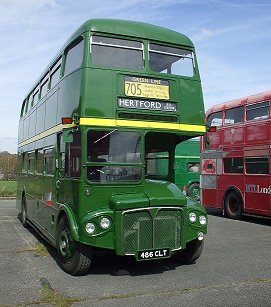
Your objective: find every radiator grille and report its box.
[122,208,182,254]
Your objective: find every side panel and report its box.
[201,150,223,209]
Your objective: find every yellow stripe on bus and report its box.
[79,117,206,133]
[18,118,205,148]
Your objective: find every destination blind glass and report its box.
[124,76,170,100]
[118,98,177,112]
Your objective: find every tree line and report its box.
[0,152,17,180]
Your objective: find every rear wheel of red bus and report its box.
[56,216,92,275]
[224,191,243,220]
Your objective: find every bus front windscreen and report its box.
[87,130,142,182]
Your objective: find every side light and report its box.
[62,117,73,125]
[198,232,204,241]
[208,126,217,132]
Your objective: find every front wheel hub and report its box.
[59,230,73,259]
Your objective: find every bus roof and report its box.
[70,19,194,48]
[206,90,271,118]
[23,19,195,102]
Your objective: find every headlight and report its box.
[100,217,111,229]
[189,212,197,223]
[85,222,95,234]
[199,215,207,225]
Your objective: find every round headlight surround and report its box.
[189,212,197,223]
[199,215,207,225]
[100,217,111,230]
[85,222,96,235]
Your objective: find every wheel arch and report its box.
[187,181,200,199]
[56,205,79,241]
[187,179,200,188]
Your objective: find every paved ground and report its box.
[0,200,270,307]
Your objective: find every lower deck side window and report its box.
[224,157,244,174]
[245,157,269,174]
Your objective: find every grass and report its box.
[0,180,17,197]
[16,242,48,257]
[39,285,83,307]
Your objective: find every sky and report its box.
[0,0,271,153]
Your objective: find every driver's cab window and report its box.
[146,152,169,177]
[145,132,176,180]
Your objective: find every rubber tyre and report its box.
[224,191,243,220]
[21,196,29,228]
[56,216,92,276]
[187,183,200,201]
[173,239,204,264]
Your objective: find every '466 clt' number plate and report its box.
[137,248,170,261]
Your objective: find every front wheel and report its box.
[224,191,243,219]
[173,239,204,264]
[56,216,92,275]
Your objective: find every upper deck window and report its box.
[149,44,194,77]
[91,36,144,70]
[64,37,84,75]
[207,111,223,127]
[246,101,269,121]
[224,107,244,125]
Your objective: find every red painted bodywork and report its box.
[201,90,271,217]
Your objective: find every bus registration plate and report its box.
[125,76,169,100]
[137,248,170,261]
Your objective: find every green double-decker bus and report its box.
[17,19,207,275]
[175,139,200,200]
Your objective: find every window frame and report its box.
[90,35,144,70]
[148,43,195,77]
[86,129,142,184]
[64,37,84,76]
[207,111,223,127]
[245,101,270,122]
[245,156,269,175]
[224,106,244,125]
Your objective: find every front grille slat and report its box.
[154,210,182,249]
[122,208,182,254]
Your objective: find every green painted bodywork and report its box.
[174,139,200,193]
[17,19,207,259]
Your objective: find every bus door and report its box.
[56,131,81,212]
[244,149,270,216]
[41,147,57,237]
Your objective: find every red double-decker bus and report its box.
[201,90,271,219]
